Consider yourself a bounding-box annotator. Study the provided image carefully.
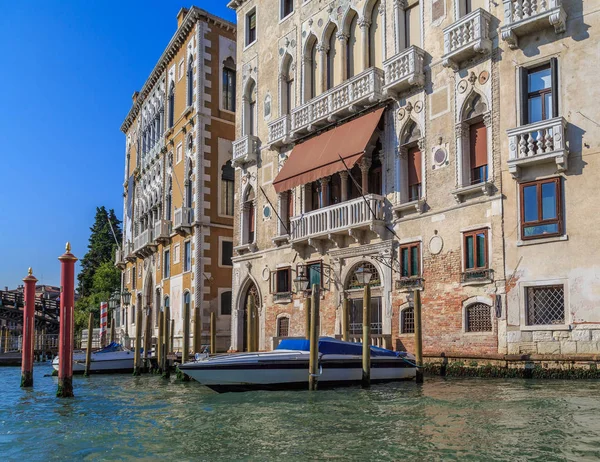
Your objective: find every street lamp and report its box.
[293,267,310,295]
[121,288,132,337]
[354,265,373,286]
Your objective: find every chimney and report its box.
[177,7,189,28]
[132,91,139,104]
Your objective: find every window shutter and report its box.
[407,147,422,186]
[550,57,559,118]
[520,66,529,126]
[469,121,488,168]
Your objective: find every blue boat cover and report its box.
[276,337,406,357]
[97,342,124,353]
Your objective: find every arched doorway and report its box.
[241,282,260,352]
[345,262,383,338]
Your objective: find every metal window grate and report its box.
[277,317,289,337]
[466,303,492,332]
[401,307,415,334]
[527,285,564,325]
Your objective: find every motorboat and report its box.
[178,337,416,392]
[52,342,136,374]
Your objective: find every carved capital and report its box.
[316,43,329,54]
[359,157,372,172]
[358,17,371,29]
[336,32,349,43]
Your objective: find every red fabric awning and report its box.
[273,107,385,193]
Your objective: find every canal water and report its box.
[1,364,600,461]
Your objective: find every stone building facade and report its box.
[116,7,237,353]
[227,0,599,359]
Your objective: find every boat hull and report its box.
[52,350,135,374]
[179,352,416,392]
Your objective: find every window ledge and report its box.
[452,181,493,203]
[463,331,495,336]
[392,198,425,216]
[182,106,193,118]
[278,11,294,25]
[517,234,568,247]
[243,40,257,52]
[461,279,493,287]
[520,324,570,332]
[272,234,290,246]
[234,243,257,255]
[164,128,174,138]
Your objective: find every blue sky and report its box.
[0,1,236,289]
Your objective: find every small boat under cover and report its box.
[179,337,416,392]
[52,342,136,374]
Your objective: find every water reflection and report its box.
[1,365,600,460]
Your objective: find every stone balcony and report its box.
[383,46,426,96]
[442,9,493,70]
[501,0,566,49]
[134,229,155,256]
[267,114,291,149]
[153,219,172,243]
[507,116,568,178]
[232,134,259,168]
[289,67,385,137]
[124,241,135,262]
[114,247,126,269]
[141,137,165,172]
[290,194,387,252]
[173,207,194,234]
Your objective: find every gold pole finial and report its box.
[66,242,71,252]
[28,267,32,276]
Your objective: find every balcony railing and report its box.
[153,219,172,242]
[141,137,165,171]
[124,241,135,261]
[501,0,566,49]
[174,207,194,232]
[232,134,259,167]
[383,46,425,95]
[395,277,424,291]
[290,194,386,243]
[461,268,494,283]
[134,229,154,254]
[267,115,292,149]
[290,67,384,136]
[507,116,568,178]
[348,333,392,349]
[442,9,493,70]
[114,247,126,268]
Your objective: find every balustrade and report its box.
[267,115,291,148]
[442,9,492,70]
[232,135,259,167]
[383,46,425,95]
[174,207,194,231]
[501,0,566,49]
[153,219,172,242]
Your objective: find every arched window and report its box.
[326,26,339,90]
[400,305,415,334]
[399,120,423,203]
[281,54,295,115]
[220,291,232,316]
[368,1,383,68]
[303,35,318,102]
[155,288,161,327]
[368,142,383,195]
[244,80,257,136]
[458,93,489,187]
[183,291,191,322]
[222,57,236,112]
[164,296,170,316]
[277,316,290,337]
[465,303,492,332]
[185,161,193,208]
[347,262,382,289]
[221,160,234,216]
[346,11,359,78]
[166,176,172,221]
[345,262,383,335]
[243,186,256,244]
[168,82,175,129]
[187,57,194,107]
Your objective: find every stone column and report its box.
[337,33,349,82]
[455,123,468,188]
[393,0,408,53]
[317,44,329,94]
[320,177,330,208]
[359,157,372,194]
[339,171,349,202]
[359,18,371,70]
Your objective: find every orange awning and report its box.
[273,107,385,193]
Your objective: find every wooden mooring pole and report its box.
[210,312,216,354]
[57,243,77,398]
[21,268,37,387]
[0,327,4,354]
[170,319,174,358]
[84,312,94,377]
[110,318,115,344]
[182,303,190,368]
[144,308,152,372]
[362,284,371,389]
[133,306,142,376]
[342,297,349,342]
[304,297,311,340]
[414,289,424,384]
[308,284,320,391]
[157,312,163,374]
[162,306,170,379]
[193,305,201,354]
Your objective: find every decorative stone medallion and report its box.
[429,235,444,255]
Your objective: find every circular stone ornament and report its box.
[457,80,468,94]
[262,267,270,281]
[429,235,444,255]
[479,70,490,85]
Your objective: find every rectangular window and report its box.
[401,307,415,334]
[469,121,488,185]
[173,243,180,264]
[178,60,184,81]
[521,59,558,125]
[222,66,236,112]
[221,240,233,267]
[176,143,183,164]
[277,317,290,337]
[349,297,383,335]
[407,146,422,201]
[526,285,565,325]
[308,262,321,290]
[399,242,420,278]
[220,291,232,316]
[221,162,235,216]
[132,266,136,290]
[270,268,291,294]
[184,241,191,272]
[163,250,170,279]
[281,0,293,19]
[246,9,257,46]
[463,228,488,270]
[404,3,420,48]
[520,178,562,239]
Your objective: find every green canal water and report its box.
[1,364,600,461]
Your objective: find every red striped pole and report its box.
[21,268,37,388]
[57,243,77,398]
[100,302,108,347]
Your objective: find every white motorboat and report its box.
[178,337,416,392]
[52,342,136,374]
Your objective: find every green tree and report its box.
[77,206,122,297]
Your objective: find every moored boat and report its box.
[52,342,136,374]
[178,337,416,392]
